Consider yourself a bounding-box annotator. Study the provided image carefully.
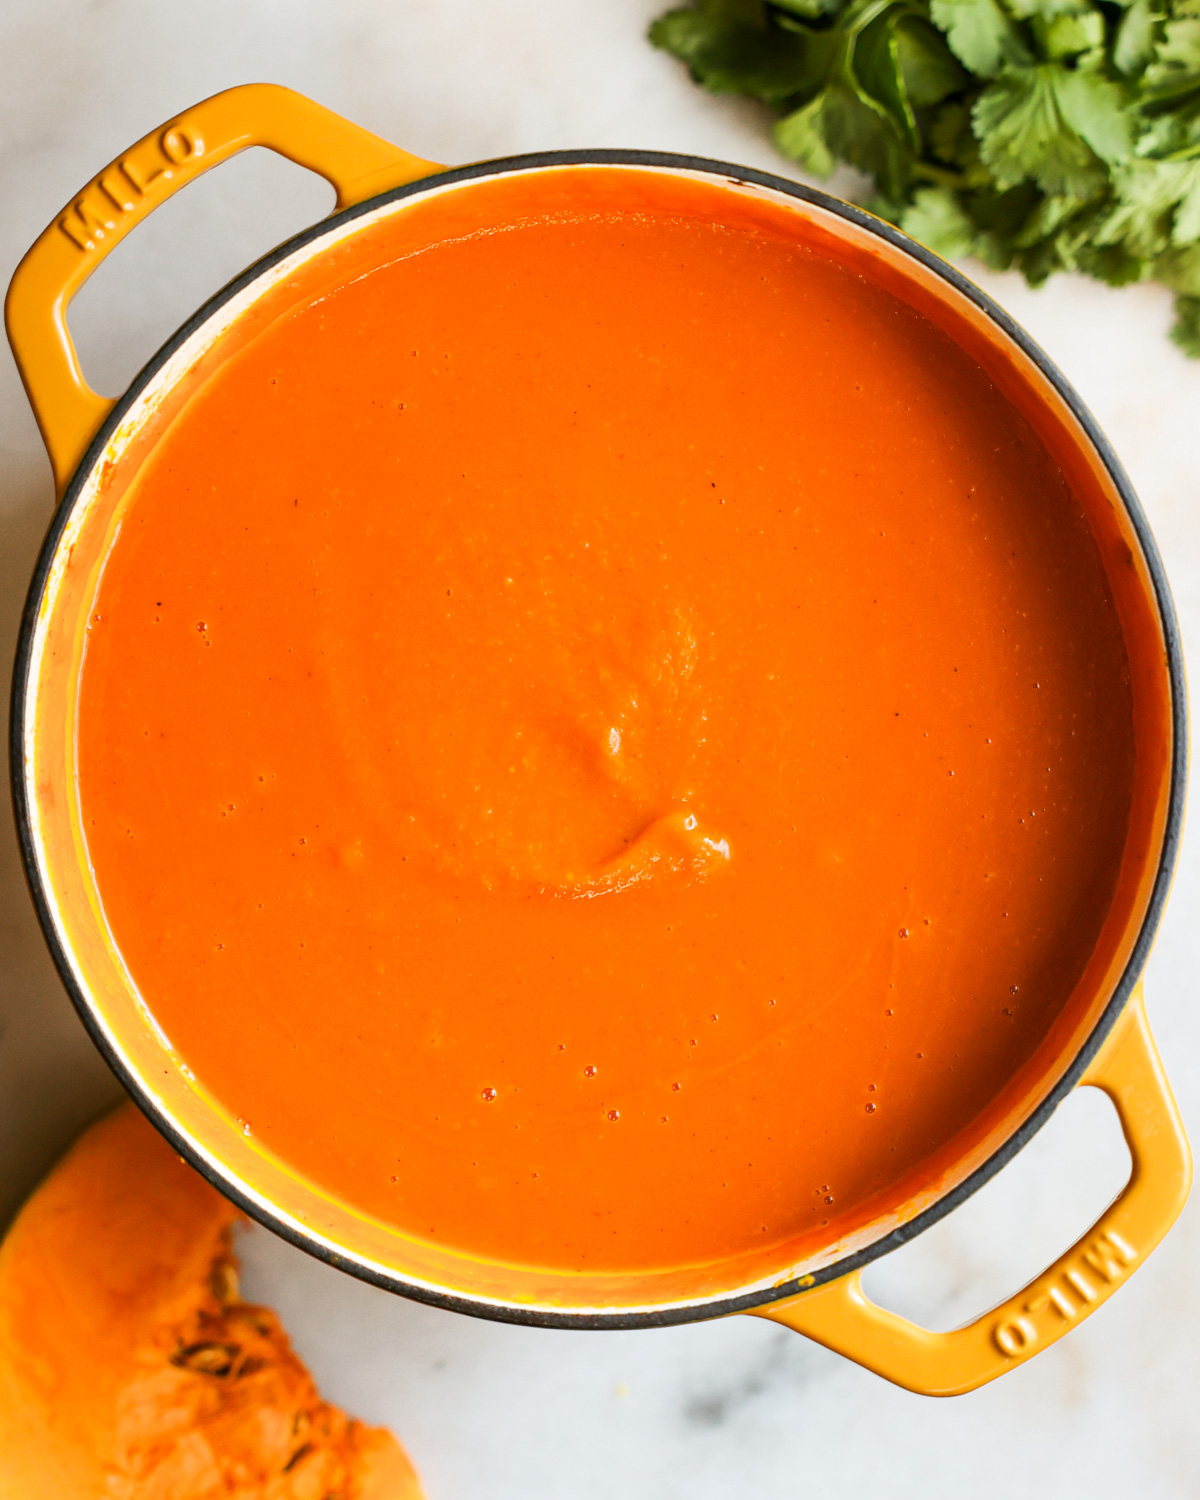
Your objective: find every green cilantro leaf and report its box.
[930,0,1030,78]
[854,12,922,147]
[774,92,841,173]
[1141,17,1200,104]
[1156,239,1200,298]
[1032,10,1105,59]
[1055,69,1134,162]
[974,66,1127,196]
[649,4,810,99]
[1169,293,1200,351]
[776,78,913,191]
[772,0,845,17]
[649,0,1200,351]
[893,15,970,105]
[901,184,979,250]
[1113,0,1162,77]
[1101,158,1200,254]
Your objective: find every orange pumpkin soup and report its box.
[76,168,1142,1276]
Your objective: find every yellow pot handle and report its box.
[754,987,1191,1396]
[4,83,444,497]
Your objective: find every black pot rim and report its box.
[9,147,1189,1331]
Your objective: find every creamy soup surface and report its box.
[77,169,1138,1276]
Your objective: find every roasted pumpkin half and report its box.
[0,1102,425,1499]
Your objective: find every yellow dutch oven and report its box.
[6,84,1191,1397]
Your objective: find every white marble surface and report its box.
[1,3,1198,1496]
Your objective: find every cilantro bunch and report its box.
[650,0,1200,353]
